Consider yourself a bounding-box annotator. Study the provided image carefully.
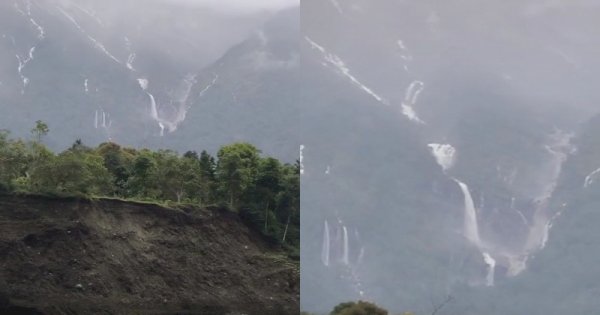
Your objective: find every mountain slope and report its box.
[300,0,600,313]
[0,0,299,161]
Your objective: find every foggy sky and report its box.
[160,0,298,13]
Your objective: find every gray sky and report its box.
[163,0,298,13]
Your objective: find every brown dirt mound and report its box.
[0,195,299,315]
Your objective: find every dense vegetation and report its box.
[0,121,299,251]
[301,301,417,315]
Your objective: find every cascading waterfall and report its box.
[584,167,600,188]
[342,226,350,265]
[482,252,496,286]
[94,110,112,131]
[356,247,365,266]
[401,81,425,123]
[428,143,456,172]
[453,178,481,247]
[322,220,362,268]
[321,220,330,267]
[397,39,413,72]
[299,145,305,175]
[137,74,214,136]
[138,78,165,136]
[320,218,367,297]
[523,130,573,254]
[426,132,575,284]
[58,7,121,65]
[304,36,388,106]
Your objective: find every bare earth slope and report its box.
[0,195,299,315]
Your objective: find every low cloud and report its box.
[159,0,298,14]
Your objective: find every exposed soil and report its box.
[0,194,299,315]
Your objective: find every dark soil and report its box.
[0,195,299,315]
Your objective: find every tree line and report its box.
[0,121,299,250]
[302,299,453,315]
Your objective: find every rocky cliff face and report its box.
[0,195,299,315]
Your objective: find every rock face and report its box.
[0,195,299,315]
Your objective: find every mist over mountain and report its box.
[300,0,600,313]
[0,0,300,161]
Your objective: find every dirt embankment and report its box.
[0,195,299,315]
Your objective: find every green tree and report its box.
[331,301,388,315]
[30,120,49,143]
[96,142,134,196]
[126,150,158,198]
[197,150,217,204]
[153,150,198,203]
[0,127,300,250]
[29,150,112,195]
[277,162,300,245]
[0,132,29,191]
[253,157,282,234]
[216,143,260,209]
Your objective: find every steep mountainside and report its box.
[300,0,600,313]
[461,114,600,314]
[0,195,299,315]
[0,0,300,160]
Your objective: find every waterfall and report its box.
[482,252,496,286]
[321,220,330,267]
[299,145,305,175]
[453,178,481,247]
[428,143,456,171]
[584,167,600,188]
[342,226,349,265]
[525,130,573,252]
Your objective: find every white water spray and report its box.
[126,53,136,70]
[428,143,456,171]
[524,130,573,253]
[58,7,121,65]
[198,74,218,98]
[401,80,425,123]
[304,36,388,106]
[482,252,496,286]
[299,145,305,175]
[15,47,36,93]
[322,220,331,267]
[584,167,600,188]
[342,226,350,265]
[15,0,45,39]
[453,178,481,247]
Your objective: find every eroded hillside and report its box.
[0,195,299,315]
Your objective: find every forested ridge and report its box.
[0,121,299,252]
